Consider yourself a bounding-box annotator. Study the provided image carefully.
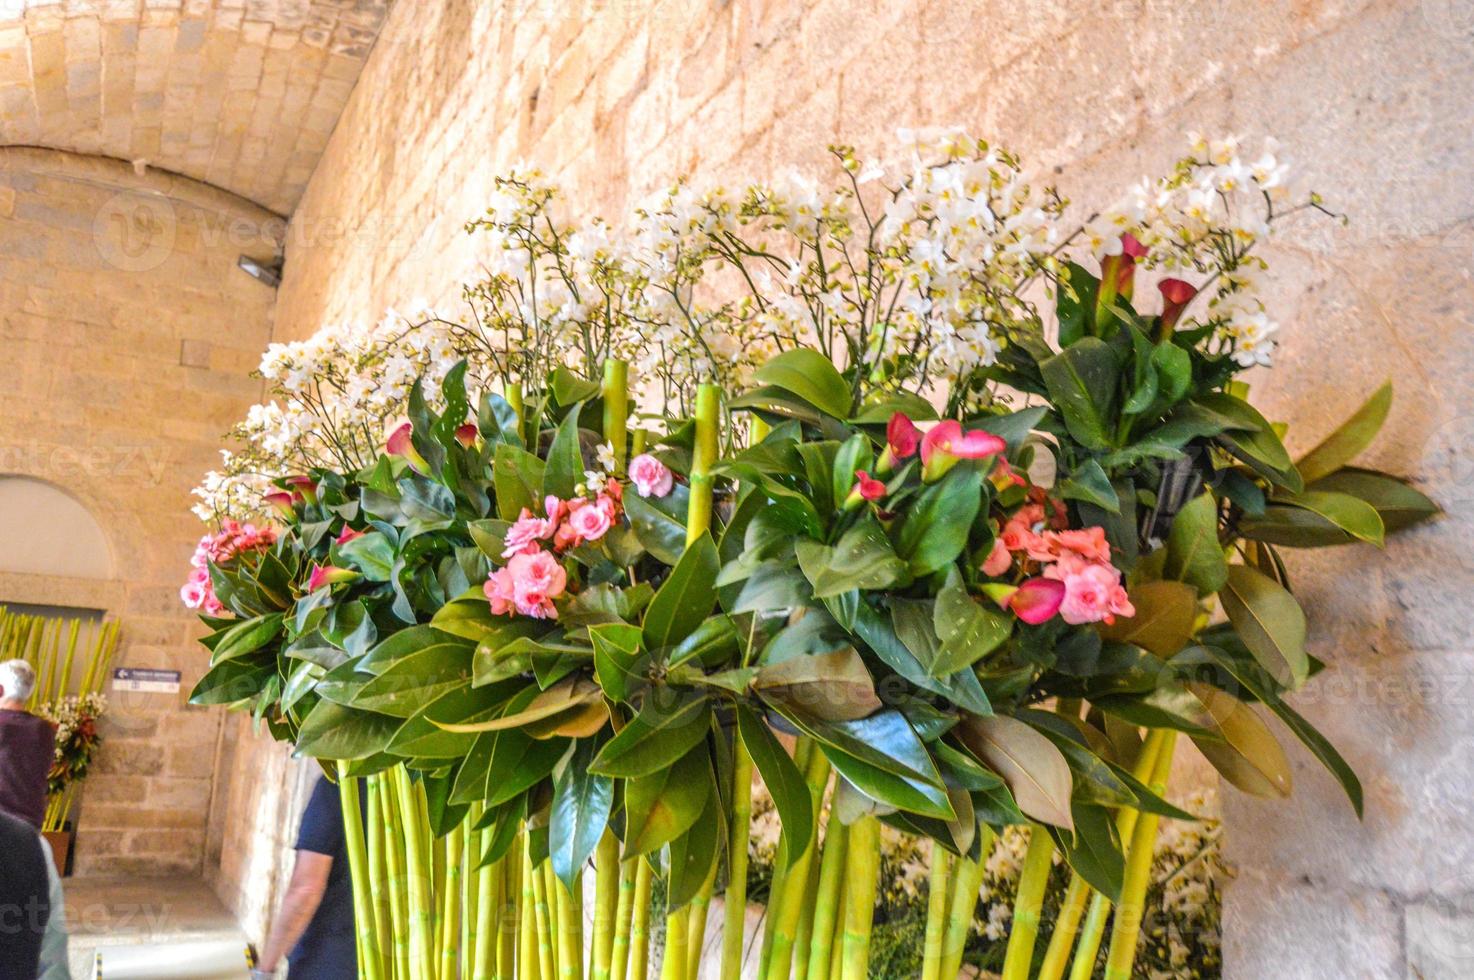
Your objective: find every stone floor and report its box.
[61,875,245,978]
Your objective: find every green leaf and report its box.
[754,649,882,722]
[361,625,475,674]
[552,366,601,407]
[727,385,824,424]
[736,705,813,869]
[1308,469,1438,533]
[387,681,519,758]
[549,741,615,890]
[1098,579,1198,657]
[1219,564,1308,688]
[589,695,710,778]
[1058,459,1120,513]
[434,677,600,733]
[189,658,273,706]
[795,519,906,599]
[589,623,643,703]
[624,484,691,566]
[1296,382,1392,484]
[350,644,474,718]
[666,776,722,910]
[1188,682,1293,799]
[930,572,1010,675]
[493,443,545,521]
[642,534,719,653]
[957,714,1074,829]
[543,403,584,499]
[623,746,710,856]
[336,534,395,582]
[754,348,853,419]
[667,615,739,669]
[891,466,982,577]
[1049,803,1124,901]
[1262,490,1385,547]
[1164,493,1228,595]
[731,561,810,614]
[831,434,875,510]
[1194,393,1301,492]
[210,612,283,664]
[1040,338,1119,451]
[1056,262,1099,347]
[296,700,400,760]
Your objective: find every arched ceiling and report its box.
[0,0,393,215]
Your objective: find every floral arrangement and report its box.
[180,519,278,616]
[184,131,1436,980]
[37,692,107,800]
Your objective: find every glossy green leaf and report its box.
[1058,458,1120,513]
[296,700,400,760]
[1049,803,1124,901]
[1219,564,1308,688]
[795,519,906,599]
[351,645,474,718]
[623,746,710,856]
[754,348,854,419]
[589,694,710,778]
[1098,579,1198,657]
[190,658,274,706]
[1308,469,1437,533]
[493,443,545,521]
[1056,262,1099,347]
[589,623,643,703]
[642,534,719,653]
[736,705,813,869]
[1164,493,1228,595]
[1040,338,1119,451]
[754,649,881,722]
[891,466,982,577]
[930,572,1011,675]
[1188,682,1292,798]
[549,741,615,890]
[543,403,584,500]
[1295,381,1392,484]
[1263,490,1385,547]
[666,777,722,909]
[621,484,690,566]
[957,714,1074,829]
[210,612,283,664]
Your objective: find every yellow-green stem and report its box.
[393,767,436,980]
[441,824,464,979]
[721,741,754,980]
[919,840,952,980]
[1037,875,1089,980]
[686,860,719,979]
[938,827,995,980]
[658,904,688,980]
[1104,731,1178,979]
[533,859,557,980]
[555,869,582,980]
[686,383,720,545]
[474,838,498,980]
[628,858,654,980]
[593,831,621,980]
[521,840,540,980]
[380,774,412,980]
[1066,729,1170,980]
[336,765,383,980]
[611,858,637,980]
[838,815,881,980]
[765,747,831,979]
[603,360,630,473]
[1001,824,1055,980]
[804,817,849,980]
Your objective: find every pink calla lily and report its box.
[1002,577,1067,625]
[877,413,921,474]
[455,423,479,448]
[308,564,360,592]
[264,491,296,518]
[1157,277,1199,334]
[385,421,430,474]
[920,420,1006,482]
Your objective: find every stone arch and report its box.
[0,475,114,580]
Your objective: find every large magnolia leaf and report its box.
[891,466,983,577]
[351,645,474,718]
[1265,490,1384,547]
[1164,493,1228,595]
[795,520,906,599]
[623,747,711,856]
[736,706,813,868]
[753,348,854,419]
[931,573,1011,675]
[589,695,710,777]
[1049,803,1124,901]
[295,700,399,760]
[1218,564,1308,688]
[957,714,1074,829]
[1097,579,1198,657]
[666,777,723,909]
[1188,682,1292,798]
[543,403,584,499]
[1039,338,1119,451]
[642,534,719,653]
[549,741,614,890]
[1309,469,1438,533]
[1295,381,1392,484]
[432,676,599,733]
[754,648,881,722]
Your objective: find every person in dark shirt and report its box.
[0,660,56,830]
[253,776,363,980]
[0,809,50,980]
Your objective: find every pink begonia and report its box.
[486,551,568,619]
[182,519,276,614]
[503,508,554,558]
[628,454,674,498]
[1043,553,1135,625]
[982,538,1013,577]
[566,498,614,543]
[1050,527,1112,564]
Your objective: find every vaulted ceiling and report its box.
[0,0,393,214]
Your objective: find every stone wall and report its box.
[0,147,282,877]
[265,1,1474,974]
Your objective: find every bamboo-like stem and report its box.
[804,817,849,980]
[765,748,831,979]
[474,842,498,980]
[533,859,558,980]
[498,845,518,980]
[686,859,719,979]
[593,830,621,980]
[381,774,412,980]
[522,840,540,980]
[367,779,392,980]
[1103,732,1179,980]
[825,851,848,980]
[1066,729,1170,980]
[603,360,630,473]
[685,383,720,545]
[838,815,881,980]
[658,904,689,980]
[762,739,813,970]
[937,827,995,980]
[790,853,820,980]
[441,823,464,979]
[720,739,754,980]
[394,767,436,980]
[628,858,654,980]
[919,840,952,980]
[1042,732,1166,980]
[555,871,582,980]
[337,765,384,980]
[1001,824,1055,980]
[611,858,637,980]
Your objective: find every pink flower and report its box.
[982,538,1013,577]
[180,580,207,609]
[566,499,614,544]
[628,454,674,498]
[1158,277,1198,332]
[265,491,296,518]
[455,423,479,448]
[484,567,517,616]
[385,421,429,473]
[1043,556,1134,625]
[990,457,1027,491]
[1050,527,1112,564]
[503,508,556,558]
[336,526,365,545]
[856,471,887,502]
[1004,577,1067,624]
[544,496,569,525]
[920,421,1006,481]
[506,551,568,619]
[308,564,359,592]
[887,413,921,459]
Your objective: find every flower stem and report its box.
[628,857,654,980]
[919,839,951,980]
[611,858,637,980]
[838,815,881,980]
[938,826,995,980]
[721,741,754,980]
[521,839,540,980]
[440,823,464,979]
[686,859,719,978]
[765,747,831,979]
[392,767,436,980]
[336,765,383,980]
[686,382,720,544]
[593,830,621,980]
[804,816,849,980]
[658,903,689,980]
[555,869,583,980]
[1104,731,1178,980]
[533,858,558,980]
[1001,824,1055,980]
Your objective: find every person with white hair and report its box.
[0,659,56,830]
